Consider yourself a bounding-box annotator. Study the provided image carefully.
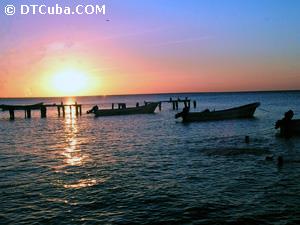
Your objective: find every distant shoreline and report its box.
[0,89,299,100]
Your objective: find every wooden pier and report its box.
[168,97,197,110]
[0,97,196,120]
[0,102,82,120]
[145,97,197,111]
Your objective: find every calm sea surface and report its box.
[1,91,300,224]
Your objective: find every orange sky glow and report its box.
[0,1,299,97]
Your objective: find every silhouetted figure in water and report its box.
[87,105,99,114]
[275,110,294,138]
[277,155,284,167]
[265,155,274,161]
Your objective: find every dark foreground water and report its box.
[1,91,300,224]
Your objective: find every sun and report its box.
[52,69,88,96]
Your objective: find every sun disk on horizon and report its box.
[52,69,89,96]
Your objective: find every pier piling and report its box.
[245,136,250,144]
[62,106,65,117]
[41,106,47,118]
[57,106,61,117]
[76,107,79,117]
[26,109,31,118]
[172,101,175,110]
[9,109,15,120]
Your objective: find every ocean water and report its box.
[0,91,300,225]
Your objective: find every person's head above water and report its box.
[284,110,294,120]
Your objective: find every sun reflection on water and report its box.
[62,111,89,167]
[53,100,100,189]
[64,179,98,189]
[63,97,78,118]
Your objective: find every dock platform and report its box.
[0,102,82,120]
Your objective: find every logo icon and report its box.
[5,5,15,15]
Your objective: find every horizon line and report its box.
[0,89,300,99]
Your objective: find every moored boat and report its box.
[0,102,44,111]
[91,102,159,117]
[175,102,260,122]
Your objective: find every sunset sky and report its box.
[0,0,299,97]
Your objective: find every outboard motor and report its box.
[175,106,190,119]
[87,105,99,114]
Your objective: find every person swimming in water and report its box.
[275,110,294,138]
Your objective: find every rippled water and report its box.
[1,92,300,224]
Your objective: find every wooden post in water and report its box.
[175,101,179,110]
[79,106,82,116]
[75,102,79,117]
[193,100,197,108]
[57,106,61,117]
[62,106,65,117]
[69,105,72,115]
[245,136,250,144]
[41,106,47,118]
[158,102,162,111]
[75,102,77,116]
[172,101,176,110]
[26,109,31,118]
[9,109,15,120]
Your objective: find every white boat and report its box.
[91,102,159,117]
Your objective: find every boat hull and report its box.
[94,102,159,117]
[0,102,44,111]
[182,102,260,122]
